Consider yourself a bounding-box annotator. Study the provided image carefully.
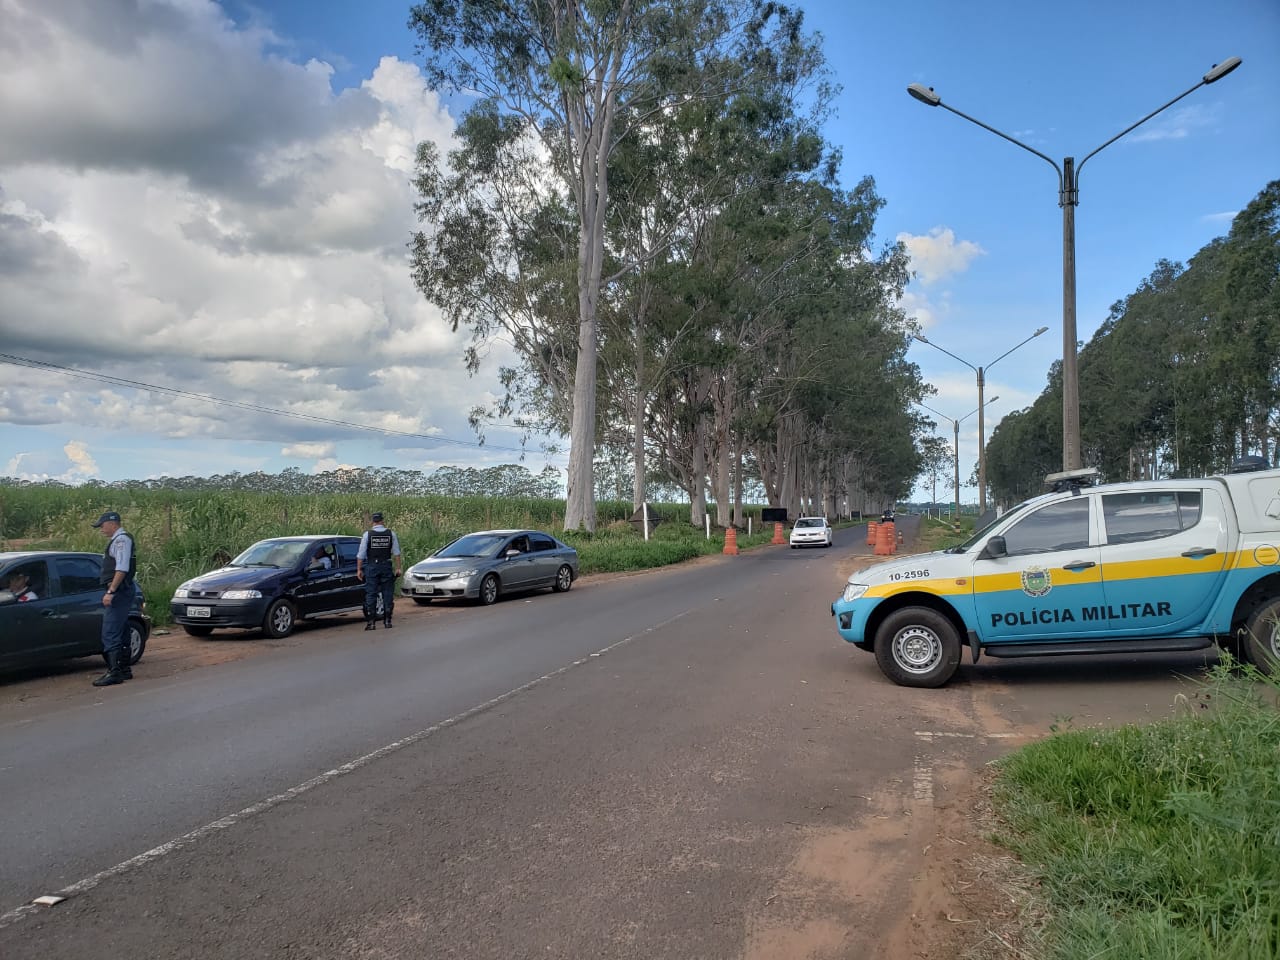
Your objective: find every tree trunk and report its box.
[714,376,734,528]
[562,34,621,533]
[733,442,745,528]
[690,415,707,528]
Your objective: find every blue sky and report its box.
[1,0,1276,501]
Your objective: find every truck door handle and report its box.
[1181,548,1217,558]
[1062,560,1096,571]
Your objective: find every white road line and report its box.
[0,611,692,930]
[912,754,933,803]
[910,729,1024,806]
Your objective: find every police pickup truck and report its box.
[832,458,1280,687]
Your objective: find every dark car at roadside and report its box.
[0,551,150,674]
[170,536,380,639]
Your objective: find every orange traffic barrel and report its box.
[866,521,877,546]
[723,527,739,555]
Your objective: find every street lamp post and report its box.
[919,397,997,518]
[907,57,1242,471]
[913,326,1048,510]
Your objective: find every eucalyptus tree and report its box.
[988,179,1280,495]
[917,434,953,508]
[984,395,1062,504]
[1199,181,1280,463]
[409,0,821,531]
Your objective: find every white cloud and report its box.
[1127,104,1215,144]
[4,452,32,476]
[897,227,985,285]
[312,458,358,474]
[0,1,519,466]
[2,440,100,483]
[897,289,949,331]
[282,441,335,459]
[63,439,99,477]
[1202,210,1237,224]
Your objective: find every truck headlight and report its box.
[842,583,868,603]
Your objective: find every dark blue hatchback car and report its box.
[170,536,379,639]
[1,551,150,674]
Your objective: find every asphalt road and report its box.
[0,518,1221,959]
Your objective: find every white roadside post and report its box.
[642,502,650,542]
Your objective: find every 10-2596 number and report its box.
[887,570,930,582]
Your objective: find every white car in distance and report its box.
[790,517,833,548]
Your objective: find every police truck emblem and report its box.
[1021,566,1053,598]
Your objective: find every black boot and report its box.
[119,647,133,680]
[365,620,377,631]
[383,617,393,629]
[93,650,125,687]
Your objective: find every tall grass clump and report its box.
[991,661,1280,959]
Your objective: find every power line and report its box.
[0,352,562,459]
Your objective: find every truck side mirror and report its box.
[982,536,1008,559]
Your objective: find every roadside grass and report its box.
[989,660,1280,959]
[915,514,975,552]
[0,488,780,623]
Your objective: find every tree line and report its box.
[1,464,566,499]
[408,0,926,531]
[985,181,1280,504]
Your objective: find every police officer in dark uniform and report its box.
[356,512,401,630]
[92,510,137,686]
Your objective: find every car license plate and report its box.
[414,585,435,595]
[187,606,212,618]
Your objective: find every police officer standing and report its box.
[356,511,401,630]
[92,510,137,687]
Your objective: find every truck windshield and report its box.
[946,501,1033,553]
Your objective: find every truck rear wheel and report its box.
[1241,598,1280,675]
[873,607,961,688]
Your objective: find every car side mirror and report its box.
[0,589,15,605]
[505,549,520,558]
[982,536,1008,559]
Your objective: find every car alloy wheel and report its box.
[262,599,296,638]
[554,565,573,593]
[480,574,499,605]
[127,621,146,663]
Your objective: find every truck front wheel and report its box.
[1241,598,1280,675]
[873,607,961,688]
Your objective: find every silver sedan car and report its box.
[401,529,579,606]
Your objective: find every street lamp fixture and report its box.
[912,326,1048,510]
[906,57,1242,472]
[918,397,998,519]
